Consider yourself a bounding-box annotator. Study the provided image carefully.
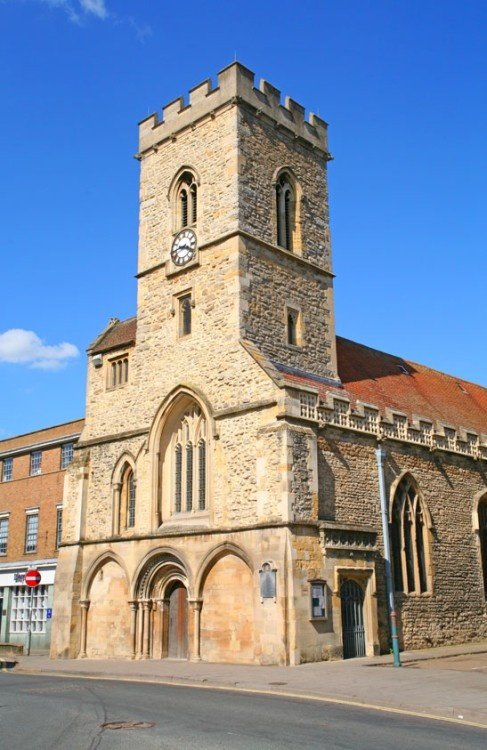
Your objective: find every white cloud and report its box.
[33,0,108,23]
[79,0,107,19]
[0,329,79,370]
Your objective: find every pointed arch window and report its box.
[116,463,136,532]
[390,477,431,594]
[176,171,197,230]
[276,173,296,251]
[169,405,208,516]
[478,496,487,598]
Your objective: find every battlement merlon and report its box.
[137,62,330,156]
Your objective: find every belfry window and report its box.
[176,172,197,229]
[276,174,295,251]
[390,476,431,594]
[171,406,207,515]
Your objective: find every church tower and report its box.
[52,64,340,666]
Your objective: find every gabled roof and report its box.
[280,337,487,436]
[89,317,137,355]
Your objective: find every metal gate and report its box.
[340,579,366,659]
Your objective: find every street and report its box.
[0,673,485,750]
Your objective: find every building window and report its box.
[176,171,197,229]
[25,511,39,553]
[108,355,129,389]
[10,585,48,634]
[179,293,192,337]
[171,405,207,514]
[478,496,487,599]
[310,580,327,619]
[60,443,74,469]
[286,307,301,346]
[390,476,431,594]
[276,173,296,251]
[127,470,136,528]
[30,451,42,476]
[2,457,13,482]
[0,516,9,555]
[56,506,63,549]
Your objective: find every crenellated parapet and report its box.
[292,390,487,461]
[138,62,329,156]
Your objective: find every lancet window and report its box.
[276,173,296,251]
[478,496,487,599]
[390,476,431,594]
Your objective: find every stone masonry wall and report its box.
[237,107,332,271]
[318,426,487,650]
[240,236,336,379]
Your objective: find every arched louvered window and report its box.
[180,189,188,227]
[176,172,197,230]
[390,476,431,594]
[276,174,296,251]
[169,405,208,516]
[478,497,487,599]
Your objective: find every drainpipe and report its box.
[376,445,401,667]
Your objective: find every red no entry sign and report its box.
[25,569,41,588]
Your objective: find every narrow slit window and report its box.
[179,294,192,337]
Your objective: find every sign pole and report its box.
[24,568,42,657]
[26,587,34,657]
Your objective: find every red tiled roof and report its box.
[90,317,137,354]
[283,337,487,435]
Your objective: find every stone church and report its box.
[51,63,487,664]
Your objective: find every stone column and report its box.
[78,600,90,659]
[137,600,144,659]
[160,598,170,658]
[112,483,122,535]
[189,599,203,662]
[142,600,152,659]
[129,600,138,660]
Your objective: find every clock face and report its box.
[171,229,197,266]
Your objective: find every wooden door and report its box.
[167,583,188,659]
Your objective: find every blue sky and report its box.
[0,0,486,438]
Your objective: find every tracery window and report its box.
[478,496,487,599]
[276,173,296,251]
[390,476,431,594]
[171,406,207,514]
[176,171,197,230]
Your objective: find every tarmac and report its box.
[2,641,487,729]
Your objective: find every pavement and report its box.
[2,641,487,729]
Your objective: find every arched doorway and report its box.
[133,552,190,660]
[340,578,366,659]
[167,581,188,659]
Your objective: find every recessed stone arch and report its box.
[195,541,254,599]
[82,552,131,659]
[133,546,192,600]
[198,543,256,664]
